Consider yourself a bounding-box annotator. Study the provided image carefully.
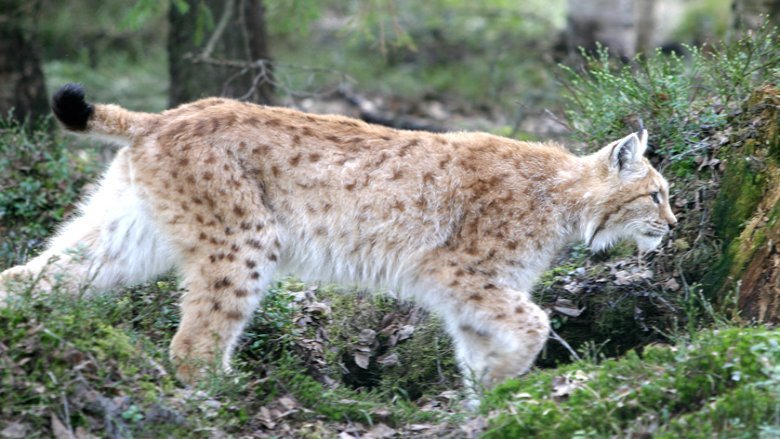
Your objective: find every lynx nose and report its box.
[668,218,677,230]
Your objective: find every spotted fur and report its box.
[1,85,676,399]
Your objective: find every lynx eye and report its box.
[650,191,661,204]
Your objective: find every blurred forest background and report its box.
[3,0,765,133]
[1,0,780,438]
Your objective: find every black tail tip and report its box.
[52,83,94,131]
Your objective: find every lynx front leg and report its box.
[447,293,550,388]
[419,265,550,401]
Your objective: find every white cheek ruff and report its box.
[588,228,621,252]
[636,234,663,253]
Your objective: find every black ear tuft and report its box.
[610,133,640,171]
[617,139,632,169]
[51,83,94,131]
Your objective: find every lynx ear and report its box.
[609,131,647,179]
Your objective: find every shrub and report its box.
[0,117,97,267]
[560,22,780,163]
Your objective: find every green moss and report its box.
[703,139,769,296]
[377,316,458,400]
[712,140,766,244]
[701,86,780,302]
[0,284,187,437]
[481,328,780,438]
[655,384,780,438]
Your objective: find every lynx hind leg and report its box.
[0,148,175,300]
[148,160,282,382]
[168,214,280,383]
[422,268,550,399]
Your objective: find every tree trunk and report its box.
[565,0,638,59]
[706,86,780,322]
[731,0,780,35]
[168,0,273,107]
[0,1,48,123]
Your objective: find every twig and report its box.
[549,327,581,361]
[61,391,75,439]
[667,140,712,162]
[201,0,235,60]
[543,108,574,132]
[189,56,355,103]
[338,85,445,131]
[434,335,446,384]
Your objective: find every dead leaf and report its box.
[407,424,433,432]
[305,302,330,316]
[354,351,370,369]
[1,422,29,439]
[396,325,414,341]
[367,423,396,438]
[377,352,400,367]
[551,369,590,400]
[50,413,72,439]
[74,426,99,439]
[614,270,631,285]
[257,406,276,429]
[389,324,415,346]
[437,390,459,401]
[459,416,487,438]
[278,395,298,411]
[553,305,585,317]
[674,239,690,251]
[553,298,584,317]
[370,407,392,421]
[614,268,653,285]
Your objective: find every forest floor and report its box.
[1,274,778,438]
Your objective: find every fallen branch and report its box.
[338,85,446,132]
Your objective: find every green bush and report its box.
[561,22,780,162]
[0,118,97,268]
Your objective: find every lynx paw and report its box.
[0,265,31,306]
[173,361,205,385]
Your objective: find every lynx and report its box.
[1,84,676,396]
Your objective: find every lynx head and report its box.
[587,130,677,253]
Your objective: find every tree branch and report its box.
[200,0,235,60]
